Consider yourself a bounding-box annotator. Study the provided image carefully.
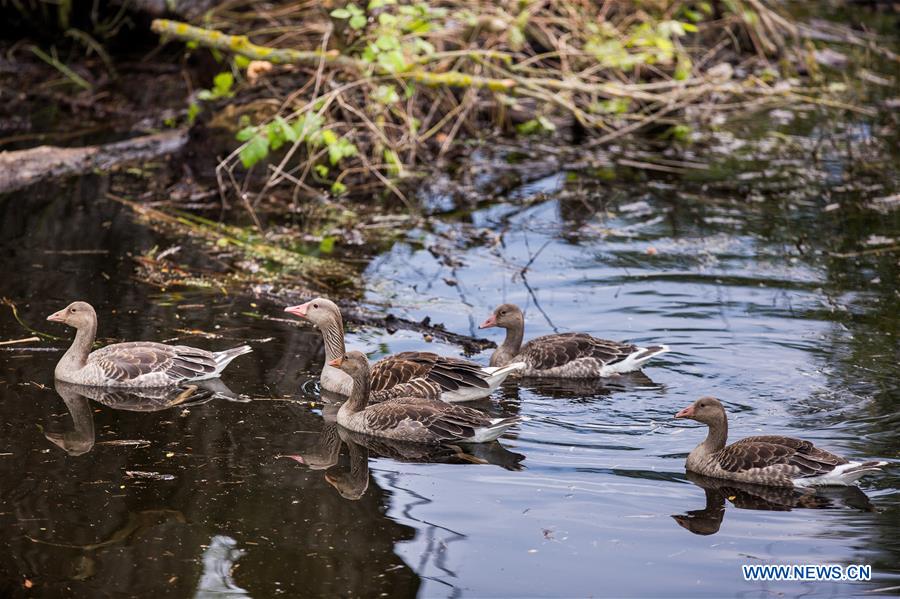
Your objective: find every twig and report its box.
[0,336,40,346]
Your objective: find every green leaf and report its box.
[384,148,403,176]
[275,116,298,142]
[349,13,367,29]
[330,8,351,18]
[187,102,201,124]
[213,72,234,96]
[537,116,556,132]
[516,119,541,135]
[375,34,399,51]
[328,137,358,165]
[372,84,400,104]
[291,112,324,142]
[239,134,269,168]
[266,122,285,150]
[377,48,407,72]
[234,55,250,68]
[314,164,329,177]
[516,117,555,135]
[330,181,347,195]
[235,126,256,141]
[674,54,692,80]
[321,129,338,146]
[319,236,336,253]
[378,12,397,26]
[591,97,630,114]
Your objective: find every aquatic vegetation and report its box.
[150,1,893,206]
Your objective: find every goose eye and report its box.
[313,303,319,309]
[70,308,76,313]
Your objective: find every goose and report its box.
[675,397,887,487]
[479,303,668,377]
[47,301,251,387]
[284,298,524,402]
[329,351,521,444]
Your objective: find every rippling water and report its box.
[1,107,898,597]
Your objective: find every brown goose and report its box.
[47,301,251,387]
[479,303,668,378]
[284,298,524,402]
[329,351,521,444]
[675,397,887,487]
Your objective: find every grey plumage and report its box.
[675,397,887,487]
[47,301,251,387]
[479,303,668,378]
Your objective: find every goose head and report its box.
[46,301,96,330]
[675,396,726,426]
[479,303,524,330]
[328,350,370,381]
[284,297,342,330]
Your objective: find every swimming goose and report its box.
[47,301,251,387]
[675,397,887,487]
[479,303,668,377]
[329,351,521,444]
[284,298,524,402]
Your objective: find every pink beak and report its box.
[675,405,695,419]
[47,310,66,323]
[478,314,496,329]
[327,357,343,367]
[284,301,312,318]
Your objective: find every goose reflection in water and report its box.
[285,414,525,500]
[672,471,876,536]
[502,370,664,402]
[44,379,243,455]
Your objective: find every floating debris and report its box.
[125,471,176,481]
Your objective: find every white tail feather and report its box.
[793,461,888,488]
[466,416,521,443]
[205,345,253,379]
[440,362,526,403]
[603,344,669,375]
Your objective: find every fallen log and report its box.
[0,129,188,194]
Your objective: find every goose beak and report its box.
[47,310,65,323]
[328,357,343,367]
[284,301,311,318]
[478,314,496,329]
[675,405,695,419]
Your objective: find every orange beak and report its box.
[46,309,66,323]
[478,314,496,329]
[675,405,695,419]
[284,301,312,318]
[328,357,343,367]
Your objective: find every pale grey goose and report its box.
[47,301,251,387]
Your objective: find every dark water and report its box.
[2,107,899,597]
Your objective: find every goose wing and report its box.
[88,342,217,383]
[520,333,637,370]
[363,397,492,442]
[716,436,847,478]
[371,352,489,393]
